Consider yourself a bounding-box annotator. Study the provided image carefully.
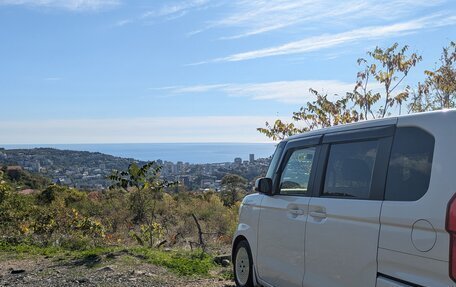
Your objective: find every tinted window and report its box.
[323,141,379,199]
[279,147,316,195]
[385,127,435,201]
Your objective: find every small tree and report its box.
[257,119,301,141]
[292,89,360,131]
[258,43,421,140]
[350,43,421,117]
[109,162,175,247]
[220,174,247,206]
[257,90,359,141]
[409,41,456,112]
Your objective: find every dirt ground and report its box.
[0,252,236,287]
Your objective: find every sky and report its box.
[0,0,455,144]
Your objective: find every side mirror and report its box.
[255,177,273,195]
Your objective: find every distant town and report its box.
[0,147,271,191]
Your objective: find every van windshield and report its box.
[266,142,286,178]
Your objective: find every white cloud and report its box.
[209,0,446,39]
[113,0,211,27]
[164,84,231,93]
[0,0,120,11]
[202,0,446,39]
[155,0,210,18]
[208,13,456,62]
[0,116,281,144]
[140,0,211,21]
[156,80,365,104]
[114,19,132,27]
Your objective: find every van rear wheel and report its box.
[234,240,254,287]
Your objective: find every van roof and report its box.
[284,109,456,142]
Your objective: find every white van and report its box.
[232,110,456,287]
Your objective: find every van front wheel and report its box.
[234,240,254,287]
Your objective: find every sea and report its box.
[0,143,277,164]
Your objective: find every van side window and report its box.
[266,142,286,179]
[385,127,435,201]
[279,147,316,195]
[323,140,379,199]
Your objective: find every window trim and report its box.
[313,128,394,201]
[272,135,322,196]
[265,141,286,179]
[322,125,395,144]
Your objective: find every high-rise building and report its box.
[249,154,255,163]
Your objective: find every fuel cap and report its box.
[411,219,437,252]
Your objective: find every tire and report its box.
[233,240,254,287]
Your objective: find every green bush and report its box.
[1,162,243,257]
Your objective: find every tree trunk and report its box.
[191,213,206,253]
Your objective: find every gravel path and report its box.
[0,253,235,287]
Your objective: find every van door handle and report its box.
[310,211,327,218]
[289,209,305,216]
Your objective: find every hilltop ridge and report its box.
[0,148,145,190]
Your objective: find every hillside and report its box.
[0,148,145,190]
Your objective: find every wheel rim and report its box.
[235,246,250,285]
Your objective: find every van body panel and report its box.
[378,248,453,287]
[232,193,264,269]
[256,195,310,287]
[303,198,381,287]
[379,200,448,261]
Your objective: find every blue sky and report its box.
[0,0,455,144]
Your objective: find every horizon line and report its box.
[0,141,277,146]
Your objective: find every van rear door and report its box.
[378,112,456,286]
